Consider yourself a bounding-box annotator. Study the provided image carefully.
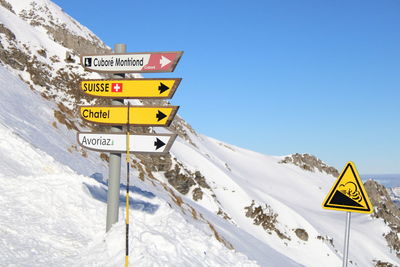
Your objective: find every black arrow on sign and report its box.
[158,83,170,94]
[154,138,166,150]
[156,110,167,121]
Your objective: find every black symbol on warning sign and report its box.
[84,58,92,67]
[329,183,363,207]
[338,182,363,202]
[322,162,373,213]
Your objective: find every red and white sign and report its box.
[81,51,183,73]
[111,83,123,92]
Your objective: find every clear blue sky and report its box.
[52,0,400,174]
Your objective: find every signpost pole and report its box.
[342,211,351,267]
[322,162,373,267]
[106,43,126,232]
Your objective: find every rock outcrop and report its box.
[245,200,290,240]
[279,153,339,177]
[365,180,400,259]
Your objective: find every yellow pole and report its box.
[125,103,130,267]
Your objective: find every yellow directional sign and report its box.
[322,162,373,214]
[79,105,179,126]
[80,78,181,99]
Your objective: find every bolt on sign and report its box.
[80,78,181,99]
[81,51,183,73]
[79,105,179,126]
[322,161,373,214]
[78,132,177,154]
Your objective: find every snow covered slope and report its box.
[0,0,399,266]
[389,187,400,207]
[0,65,266,266]
[171,136,399,266]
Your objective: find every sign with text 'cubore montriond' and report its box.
[322,162,373,214]
[79,105,178,126]
[81,51,183,73]
[80,78,181,99]
[77,132,177,154]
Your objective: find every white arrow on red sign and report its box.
[160,56,171,68]
[81,51,183,73]
[77,132,177,154]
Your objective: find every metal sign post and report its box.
[79,44,183,265]
[322,162,373,266]
[106,43,126,232]
[342,212,351,267]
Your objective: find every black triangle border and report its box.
[323,163,372,212]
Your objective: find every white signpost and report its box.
[80,45,182,266]
[78,132,177,154]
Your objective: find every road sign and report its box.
[77,132,177,154]
[322,162,373,214]
[80,78,181,99]
[81,51,183,73]
[79,105,179,126]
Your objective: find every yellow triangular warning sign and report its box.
[322,161,373,214]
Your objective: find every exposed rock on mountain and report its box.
[0,0,13,13]
[164,163,213,203]
[279,153,339,177]
[294,228,309,242]
[245,200,290,240]
[365,180,400,259]
[17,1,108,55]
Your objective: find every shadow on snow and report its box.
[84,172,159,214]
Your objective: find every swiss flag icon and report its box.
[112,83,123,92]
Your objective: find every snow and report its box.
[76,201,258,267]
[0,59,105,177]
[11,0,101,43]
[0,0,398,266]
[170,138,340,266]
[0,163,257,266]
[170,134,399,266]
[0,65,266,266]
[0,2,69,62]
[0,1,107,109]
[389,187,400,206]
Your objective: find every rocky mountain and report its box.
[0,0,399,266]
[364,181,400,261]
